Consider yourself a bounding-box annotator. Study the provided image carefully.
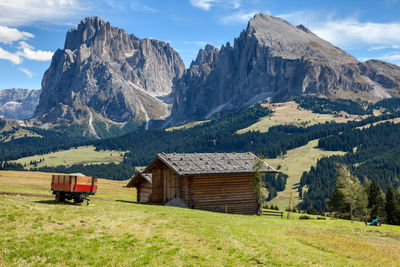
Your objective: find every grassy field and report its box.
[237,101,363,134]
[357,117,400,130]
[14,146,126,169]
[0,128,42,142]
[165,120,211,131]
[1,171,400,266]
[265,139,346,209]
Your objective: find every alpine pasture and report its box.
[1,171,400,266]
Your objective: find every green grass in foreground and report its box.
[1,195,400,266]
[13,146,127,169]
[265,139,346,209]
[0,171,400,266]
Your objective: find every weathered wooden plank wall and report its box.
[190,174,258,215]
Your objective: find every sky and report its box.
[0,0,400,89]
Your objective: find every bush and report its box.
[299,215,312,220]
[317,216,326,220]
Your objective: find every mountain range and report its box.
[0,88,41,120]
[3,13,400,136]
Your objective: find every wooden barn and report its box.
[126,172,152,203]
[127,152,276,215]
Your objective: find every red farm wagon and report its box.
[51,174,97,205]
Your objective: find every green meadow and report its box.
[1,171,400,266]
[265,139,347,209]
[13,146,126,169]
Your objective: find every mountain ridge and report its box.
[0,88,41,120]
[31,16,185,134]
[168,13,400,124]
[5,13,400,136]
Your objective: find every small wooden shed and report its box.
[126,172,152,203]
[127,152,276,215]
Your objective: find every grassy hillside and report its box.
[0,128,42,142]
[165,120,211,131]
[13,146,126,169]
[0,171,400,266]
[265,139,346,209]
[237,101,363,134]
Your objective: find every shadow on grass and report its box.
[35,200,78,205]
[116,200,157,206]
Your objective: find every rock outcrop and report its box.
[169,13,400,124]
[34,16,185,133]
[0,88,41,119]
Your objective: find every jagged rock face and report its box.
[170,13,400,124]
[0,88,41,119]
[35,16,185,128]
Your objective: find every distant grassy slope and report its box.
[13,146,126,169]
[0,128,42,142]
[165,120,211,131]
[0,173,399,266]
[265,139,346,209]
[357,117,400,130]
[237,101,363,134]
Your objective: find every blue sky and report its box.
[0,0,400,89]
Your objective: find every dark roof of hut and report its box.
[126,171,152,188]
[144,152,277,176]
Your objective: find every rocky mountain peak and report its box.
[0,88,41,120]
[243,12,357,65]
[169,12,400,125]
[191,44,219,67]
[34,16,185,136]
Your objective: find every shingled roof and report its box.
[126,171,152,188]
[144,152,277,176]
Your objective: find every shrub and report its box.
[299,215,312,220]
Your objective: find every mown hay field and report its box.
[237,101,363,134]
[13,146,126,169]
[0,171,400,266]
[265,139,347,209]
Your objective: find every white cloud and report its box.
[189,0,241,11]
[312,19,400,47]
[0,41,53,64]
[19,67,34,78]
[0,47,22,64]
[16,41,54,61]
[0,26,34,44]
[368,46,389,51]
[190,0,219,11]
[377,53,400,62]
[221,10,258,24]
[278,12,400,49]
[130,1,157,13]
[0,0,89,26]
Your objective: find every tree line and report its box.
[328,166,400,225]
[299,120,400,212]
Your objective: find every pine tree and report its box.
[253,157,266,215]
[327,166,368,223]
[367,180,386,221]
[385,185,398,225]
[327,174,349,218]
[396,189,400,225]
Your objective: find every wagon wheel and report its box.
[55,192,61,202]
[73,196,83,204]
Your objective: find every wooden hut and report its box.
[126,172,152,203]
[126,152,276,215]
